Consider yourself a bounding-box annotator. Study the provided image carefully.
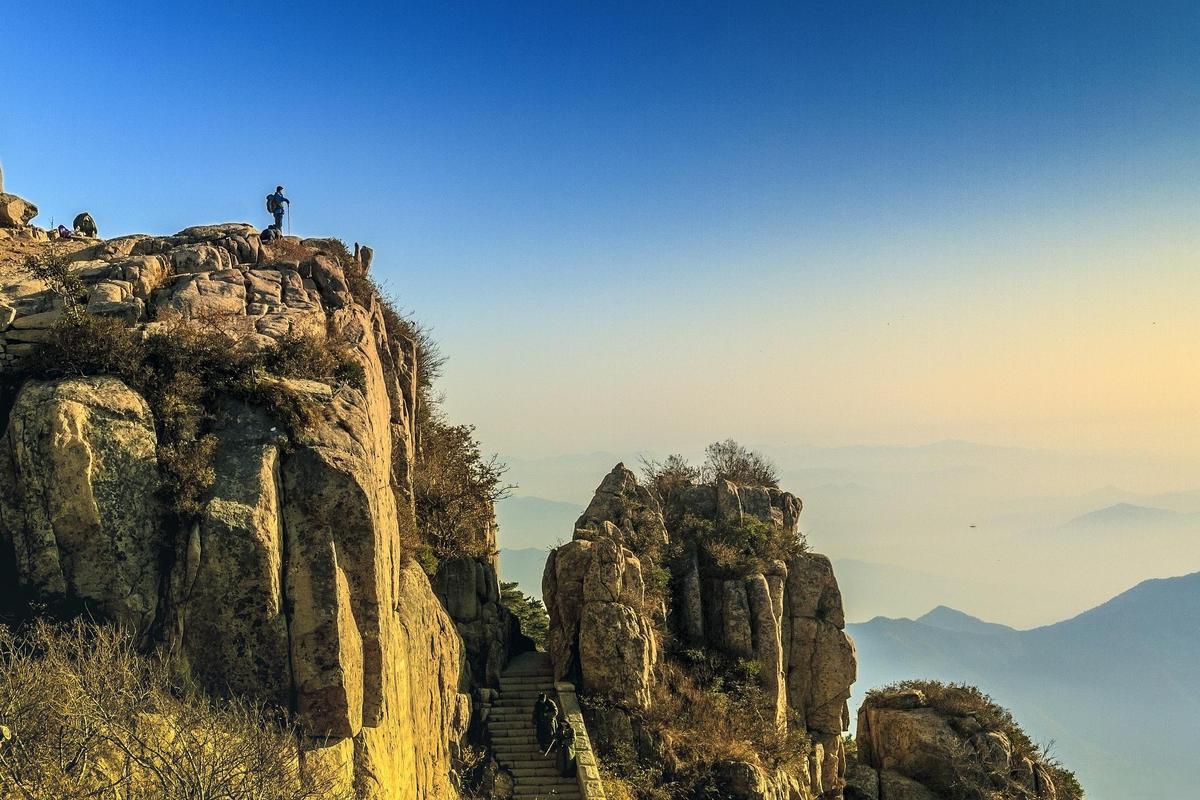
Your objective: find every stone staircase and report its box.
[488,652,581,799]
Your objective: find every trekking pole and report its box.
[287,204,291,236]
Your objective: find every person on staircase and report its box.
[552,717,577,778]
[532,692,559,754]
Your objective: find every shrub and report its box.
[28,313,142,378]
[23,248,86,317]
[673,512,805,580]
[640,454,701,502]
[413,409,513,568]
[500,581,549,651]
[700,439,778,487]
[0,619,351,800]
[589,654,810,799]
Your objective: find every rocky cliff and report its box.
[0,220,496,798]
[543,464,858,800]
[848,683,1076,800]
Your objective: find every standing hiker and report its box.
[266,185,289,231]
[532,692,559,753]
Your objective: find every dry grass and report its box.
[261,238,318,264]
[0,620,351,800]
[586,654,809,799]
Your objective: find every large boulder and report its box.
[857,686,1064,800]
[0,377,163,635]
[0,193,37,227]
[575,463,668,550]
[544,524,657,709]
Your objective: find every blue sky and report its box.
[3,1,1198,457]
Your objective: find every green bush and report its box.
[672,512,805,580]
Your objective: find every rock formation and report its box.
[0,193,37,229]
[849,685,1067,800]
[543,464,857,799]
[0,225,474,799]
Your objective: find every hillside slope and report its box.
[849,571,1200,799]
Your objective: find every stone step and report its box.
[513,780,579,792]
[511,767,563,777]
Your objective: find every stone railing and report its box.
[554,681,608,800]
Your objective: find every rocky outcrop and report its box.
[0,193,37,228]
[543,464,857,800]
[852,687,1063,800]
[0,225,469,799]
[432,552,533,691]
[544,524,657,709]
[0,377,162,632]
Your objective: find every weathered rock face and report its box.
[0,193,37,228]
[543,464,857,800]
[432,551,533,690]
[0,377,162,634]
[544,526,658,709]
[0,225,468,799]
[852,689,1062,800]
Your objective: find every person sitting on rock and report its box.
[267,185,289,230]
[72,212,98,238]
[532,692,559,754]
[552,717,577,777]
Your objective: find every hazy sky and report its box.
[3,1,1197,461]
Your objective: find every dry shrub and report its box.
[590,655,809,799]
[262,238,317,263]
[412,408,513,573]
[647,658,807,774]
[0,620,351,800]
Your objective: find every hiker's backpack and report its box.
[266,194,279,214]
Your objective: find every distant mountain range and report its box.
[848,571,1200,800]
[1047,502,1199,537]
[497,546,551,599]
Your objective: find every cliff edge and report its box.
[0,222,476,798]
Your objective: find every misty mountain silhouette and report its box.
[915,605,1016,636]
[1057,502,1192,529]
[850,571,1200,800]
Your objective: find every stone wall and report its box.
[0,224,471,799]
